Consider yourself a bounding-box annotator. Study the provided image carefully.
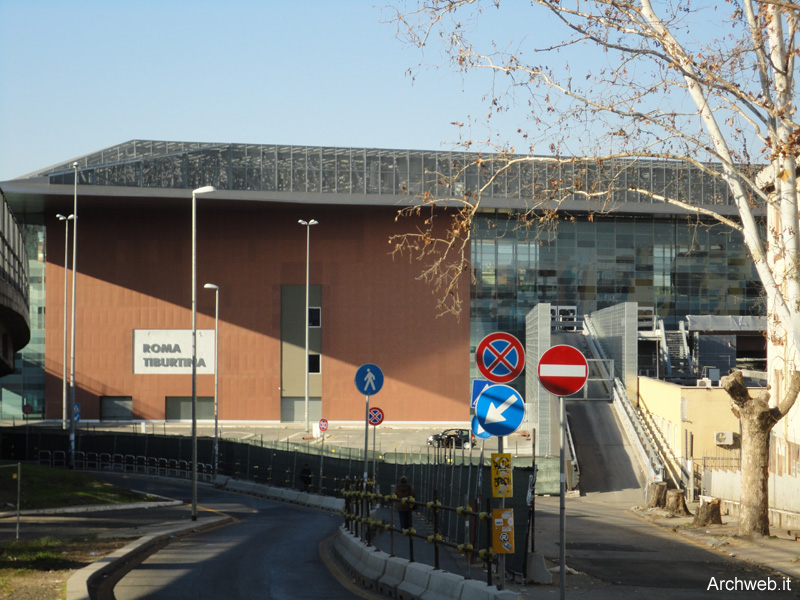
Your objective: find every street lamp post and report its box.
[56,214,75,430]
[204,283,220,479]
[298,219,318,433]
[68,163,78,467]
[191,185,216,521]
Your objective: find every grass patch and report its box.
[0,536,87,571]
[0,465,158,599]
[0,463,157,511]
[0,535,129,600]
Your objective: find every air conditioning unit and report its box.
[697,378,713,388]
[714,430,735,446]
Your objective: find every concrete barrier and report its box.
[421,571,465,600]
[282,490,301,503]
[397,562,434,600]
[356,548,390,589]
[264,487,285,501]
[321,496,344,511]
[377,556,409,597]
[252,482,270,496]
[350,542,371,581]
[214,476,347,514]
[459,579,519,600]
[333,532,361,577]
[227,479,256,494]
[211,475,230,488]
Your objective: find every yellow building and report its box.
[638,377,740,496]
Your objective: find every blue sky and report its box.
[0,0,517,181]
[1,2,740,183]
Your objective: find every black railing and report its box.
[341,478,498,587]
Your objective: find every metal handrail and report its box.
[679,320,695,376]
[583,315,665,483]
[658,319,673,377]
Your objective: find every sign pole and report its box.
[498,435,505,591]
[559,395,566,600]
[362,394,370,541]
[318,418,328,493]
[320,430,325,491]
[372,421,377,483]
[363,394,370,483]
[535,345,587,600]
[532,428,537,554]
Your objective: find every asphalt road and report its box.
[83,475,365,600]
[548,397,799,599]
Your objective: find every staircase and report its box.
[665,328,694,378]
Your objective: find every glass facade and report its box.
[0,205,36,420]
[12,224,44,414]
[471,210,761,348]
[41,140,743,209]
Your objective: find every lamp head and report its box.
[204,283,219,290]
[298,219,319,226]
[192,185,217,196]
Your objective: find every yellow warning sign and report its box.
[492,508,515,554]
[491,452,513,498]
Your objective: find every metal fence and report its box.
[1,427,558,573]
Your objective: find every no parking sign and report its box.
[476,332,525,384]
[368,407,384,426]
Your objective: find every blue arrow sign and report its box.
[475,384,525,437]
[471,414,493,440]
[471,379,491,409]
[355,363,383,395]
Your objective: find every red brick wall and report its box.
[44,202,470,423]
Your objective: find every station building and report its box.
[0,140,763,425]
[0,193,31,384]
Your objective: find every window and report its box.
[309,307,322,328]
[309,353,321,374]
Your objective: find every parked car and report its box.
[427,428,476,449]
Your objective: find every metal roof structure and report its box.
[0,139,749,217]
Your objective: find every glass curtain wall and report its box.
[470,210,762,357]
[0,223,43,419]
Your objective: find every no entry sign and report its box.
[537,345,588,397]
[476,332,525,384]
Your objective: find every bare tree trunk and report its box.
[720,370,800,538]
[666,489,692,516]
[693,498,723,527]
[738,415,771,537]
[646,482,667,509]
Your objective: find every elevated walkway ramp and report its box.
[526,302,661,498]
[551,331,645,494]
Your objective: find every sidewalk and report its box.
[363,497,800,599]
[631,504,800,581]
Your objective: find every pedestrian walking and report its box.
[300,463,312,492]
[395,475,415,530]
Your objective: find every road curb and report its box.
[65,515,232,600]
[0,499,182,519]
